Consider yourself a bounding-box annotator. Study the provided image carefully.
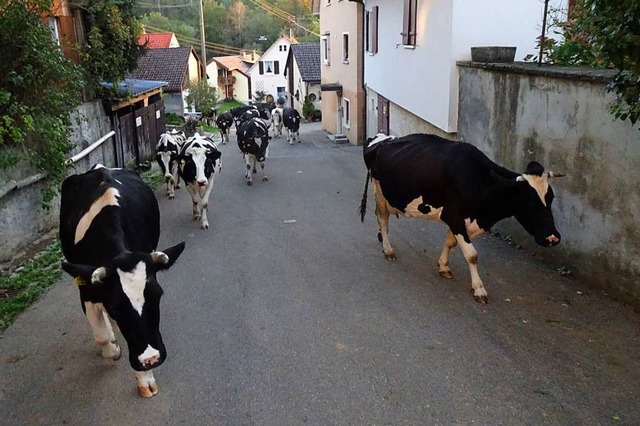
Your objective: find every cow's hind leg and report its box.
[373,181,395,261]
[245,156,253,186]
[84,302,121,361]
[260,160,268,181]
[438,230,458,279]
[453,234,488,303]
[135,370,158,398]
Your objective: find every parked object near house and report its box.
[236,118,271,185]
[178,134,223,230]
[155,133,182,199]
[359,133,564,303]
[59,164,185,398]
[283,107,301,144]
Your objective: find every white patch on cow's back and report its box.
[403,196,443,219]
[520,174,549,206]
[138,344,160,364]
[117,261,147,316]
[367,133,394,148]
[74,187,120,244]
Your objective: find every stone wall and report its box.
[458,62,640,302]
[0,100,114,263]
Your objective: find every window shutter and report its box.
[372,6,379,53]
[365,11,370,53]
[274,61,279,74]
[402,0,417,45]
[402,0,410,45]
[259,61,264,74]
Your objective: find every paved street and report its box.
[1,122,639,425]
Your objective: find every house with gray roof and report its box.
[285,42,321,119]
[128,46,205,115]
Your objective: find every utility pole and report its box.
[198,0,207,70]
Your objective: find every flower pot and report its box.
[470,46,516,63]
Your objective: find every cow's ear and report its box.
[61,262,100,286]
[153,242,186,271]
[524,161,545,176]
[209,150,222,161]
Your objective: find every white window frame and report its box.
[342,97,350,128]
[263,60,275,74]
[342,32,349,64]
[48,17,61,46]
[321,34,331,65]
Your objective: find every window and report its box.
[342,98,350,128]
[279,45,288,51]
[366,6,379,54]
[342,33,349,63]
[258,60,279,74]
[321,34,331,65]
[48,17,61,46]
[403,0,418,46]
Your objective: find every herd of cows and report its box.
[57,108,565,397]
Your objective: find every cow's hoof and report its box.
[384,253,397,261]
[137,382,158,398]
[201,222,209,230]
[168,195,175,200]
[111,343,122,361]
[377,232,383,243]
[474,295,489,304]
[262,176,268,181]
[439,270,454,279]
[253,169,257,174]
[247,180,252,186]
[298,140,301,143]
[289,141,293,145]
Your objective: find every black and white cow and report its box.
[359,133,564,303]
[282,107,301,144]
[155,133,181,199]
[230,105,258,128]
[215,111,234,144]
[271,106,284,138]
[59,164,185,398]
[237,117,270,185]
[179,133,222,229]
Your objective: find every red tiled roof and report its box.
[138,33,174,49]
[212,55,255,75]
[127,47,193,92]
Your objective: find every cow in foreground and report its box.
[216,111,234,144]
[179,133,222,229]
[237,117,270,185]
[155,132,181,199]
[271,106,284,137]
[359,133,564,303]
[282,107,301,144]
[59,165,185,398]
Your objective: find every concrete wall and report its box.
[458,62,640,302]
[0,100,114,263]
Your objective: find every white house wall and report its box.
[248,37,292,102]
[364,0,566,134]
[232,71,250,103]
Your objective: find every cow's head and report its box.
[62,242,185,371]
[156,148,178,182]
[180,138,222,186]
[505,161,565,247]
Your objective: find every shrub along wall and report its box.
[457,61,640,303]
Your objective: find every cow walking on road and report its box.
[359,133,564,303]
[271,106,283,138]
[155,133,181,199]
[237,117,270,185]
[215,111,234,144]
[59,165,185,398]
[282,107,301,144]
[179,134,223,229]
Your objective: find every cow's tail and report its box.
[359,170,371,222]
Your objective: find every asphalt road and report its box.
[1,123,639,425]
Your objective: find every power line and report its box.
[244,0,319,37]
[144,24,257,55]
[137,1,193,9]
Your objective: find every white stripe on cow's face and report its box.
[185,143,209,184]
[138,344,160,366]
[74,187,120,244]
[519,174,550,206]
[367,133,394,148]
[117,261,147,316]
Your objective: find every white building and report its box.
[285,42,321,118]
[363,0,567,138]
[247,35,296,103]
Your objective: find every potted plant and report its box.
[302,97,315,122]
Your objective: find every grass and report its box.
[216,100,245,114]
[140,168,165,190]
[0,240,63,333]
[202,124,217,133]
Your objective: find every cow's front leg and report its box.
[135,370,158,398]
[84,302,121,361]
[296,130,300,143]
[288,130,293,145]
[245,156,253,186]
[453,233,488,303]
[199,183,214,230]
[438,230,458,279]
[173,166,181,190]
[185,184,201,220]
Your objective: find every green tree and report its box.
[0,0,85,205]
[140,11,197,39]
[186,80,219,113]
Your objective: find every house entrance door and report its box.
[377,94,389,134]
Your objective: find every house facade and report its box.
[362,0,567,139]
[247,35,295,104]
[285,43,322,118]
[207,52,257,104]
[317,0,365,145]
[46,0,86,64]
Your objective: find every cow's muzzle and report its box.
[197,180,207,187]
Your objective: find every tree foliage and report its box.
[186,80,219,113]
[0,0,85,205]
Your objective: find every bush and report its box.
[302,97,315,120]
[166,113,185,125]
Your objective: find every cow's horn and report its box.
[151,251,170,265]
[91,267,107,284]
[547,171,566,178]
[516,175,526,182]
